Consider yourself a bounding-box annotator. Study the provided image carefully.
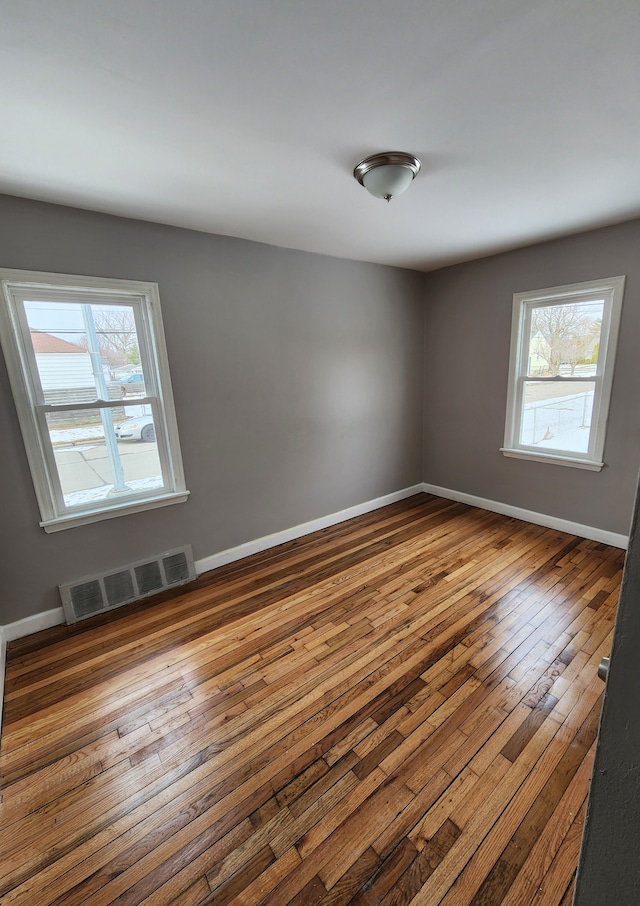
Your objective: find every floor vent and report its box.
[59,545,196,623]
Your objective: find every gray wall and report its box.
[0,195,424,624]
[422,220,640,537]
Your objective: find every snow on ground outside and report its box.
[64,476,164,507]
[521,390,593,454]
[51,426,105,444]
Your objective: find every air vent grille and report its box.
[163,551,191,585]
[70,579,104,619]
[135,560,164,595]
[104,570,135,607]
[59,545,196,623]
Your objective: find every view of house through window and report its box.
[521,299,604,455]
[0,270,188,530]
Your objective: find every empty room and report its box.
[1,2,640,905]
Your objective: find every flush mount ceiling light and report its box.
[353,151,421,202]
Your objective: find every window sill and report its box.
[40,490,190,533]
[500,448,604,471]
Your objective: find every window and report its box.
[502,276,625,471]
[0,270,188,531]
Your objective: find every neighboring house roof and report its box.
[30,331,86,354]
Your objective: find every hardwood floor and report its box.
[0,494,624,906]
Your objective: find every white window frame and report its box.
[0,269,189,531]
[502,275,625,471]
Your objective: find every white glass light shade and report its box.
[362,165,415,200]
[353,152,421,201]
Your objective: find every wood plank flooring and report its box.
[0,494,625,905]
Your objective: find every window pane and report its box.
[47,404,163,508]
[527,300,604,377]
[519,381,595,453]
[24,300,144,404]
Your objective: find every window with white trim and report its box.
[0,270,188,531]
[502,276,625,471]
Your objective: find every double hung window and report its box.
[502,276,625,471]
[0,269,188,531]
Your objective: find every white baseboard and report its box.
[194,484,425,575]
[2,607,65,643]
[421,483,629,550]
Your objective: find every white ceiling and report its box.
[1,0,639,272]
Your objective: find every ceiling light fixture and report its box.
[353,151,421,202]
